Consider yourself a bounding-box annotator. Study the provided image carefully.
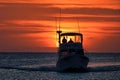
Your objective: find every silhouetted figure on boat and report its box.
[62,37,67,44]
[68,38,74,43]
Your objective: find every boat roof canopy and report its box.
[60,32,83,36]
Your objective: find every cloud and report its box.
[80,26,120,35]
[0,3,120,21]
[58,16,120,22]
[63,7,120,15]
[0,0,119,4]
[83,29,120,35]
[100,27,120,31]
[0,20,56,38]
[0,26,55,35]
[0,3,58,20]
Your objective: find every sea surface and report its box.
[0,52,120,80]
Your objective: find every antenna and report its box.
[58,8,62,31]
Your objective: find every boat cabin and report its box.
[58,32,84,57]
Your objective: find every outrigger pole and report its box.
[57,8,62,46]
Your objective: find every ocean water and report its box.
[0,52,120,80]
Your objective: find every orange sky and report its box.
[0,0,120,52]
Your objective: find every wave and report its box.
[88,65,120,72]
[0,65,120,72]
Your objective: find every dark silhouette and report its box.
[62,37,67,44]
[68,38,73,43]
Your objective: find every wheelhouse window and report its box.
[60,35,82,44]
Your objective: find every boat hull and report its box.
[56,54,89,72]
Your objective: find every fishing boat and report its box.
[56,31,89,72]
